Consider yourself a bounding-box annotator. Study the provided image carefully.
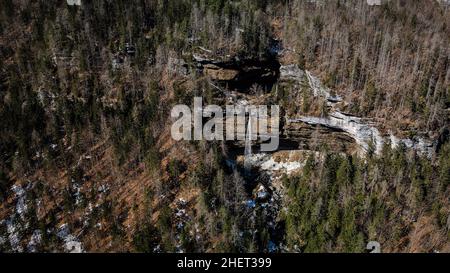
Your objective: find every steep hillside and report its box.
[0,0,449,253]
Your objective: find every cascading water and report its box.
[244,114,252,172]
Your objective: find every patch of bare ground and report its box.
[406,215,449,253]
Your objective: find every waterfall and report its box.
[244,114,252,172]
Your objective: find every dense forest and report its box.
[0,0,449,252]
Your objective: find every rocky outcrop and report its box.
[227,117,357,154]
[193,53,280,91]
[282,119,357,153]
[203,64,239,81]
[288,112,383,154]
[281,64,435,156]
[305,70,342,103]
[279,65,342,103]
[279,64,305,82]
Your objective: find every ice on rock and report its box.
[289,111,384,154]
[305,70,342,103]
[244,153,303,177]
[285,68,434,157]
[280,64,305,81]
[245,200,256,208]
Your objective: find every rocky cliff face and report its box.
[193,52,280,91]
[279,64,436,157]
[282,120,357,153]
[215,60,437,157]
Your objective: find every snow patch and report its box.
[27,230,42,252]
[305,70,342,103]
[67,0,81,6]
[57,224,83,253]
[11,185,27,219]
[244,152,304,177]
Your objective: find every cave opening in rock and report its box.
[196,56,281,93]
